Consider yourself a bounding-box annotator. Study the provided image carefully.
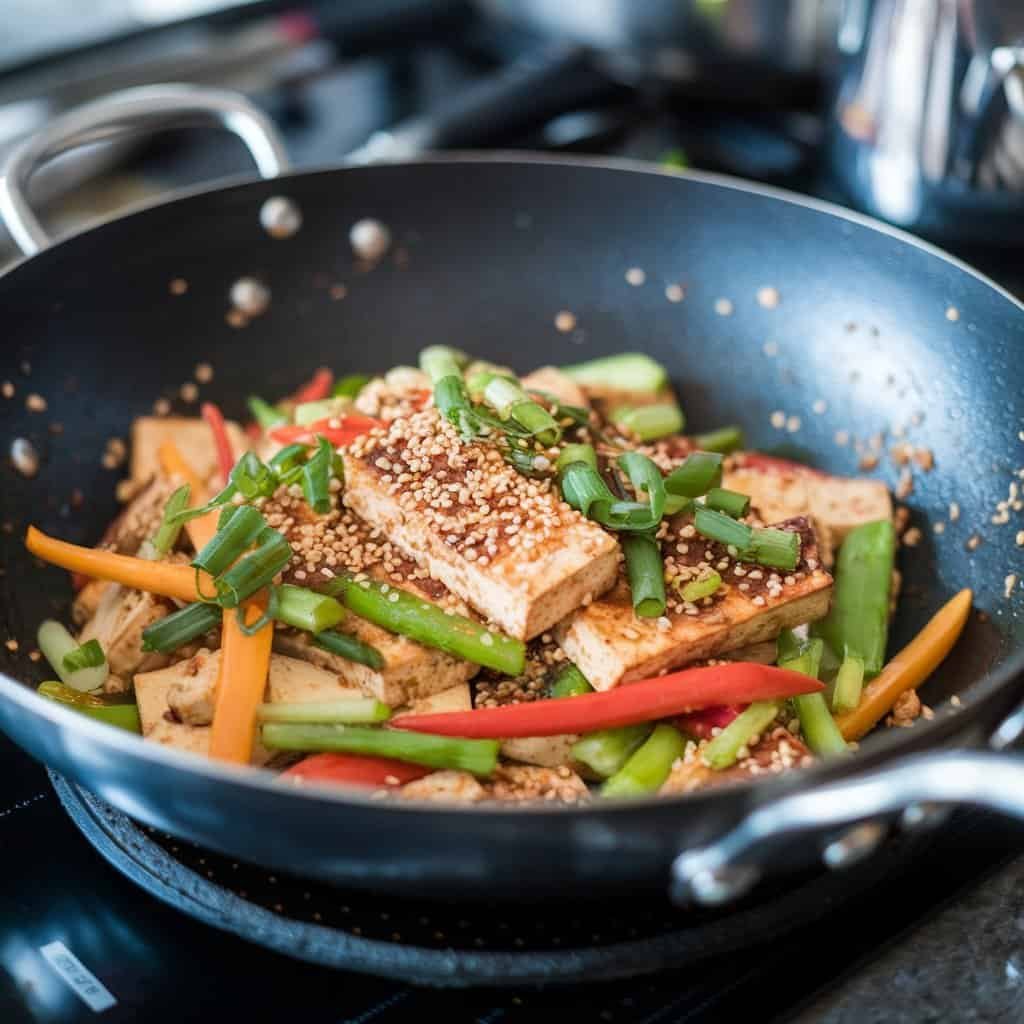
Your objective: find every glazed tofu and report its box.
[131,415,248,488]
[394,682,472,717]
[500,734,579,770]
[661,727,812,795]
[264,496,480,705]
[343,409,619,639]
[78,584,170,678]
[723,455,892,554]
[134,656,271,765]
[556,516,833,691]
[520,366,590,410]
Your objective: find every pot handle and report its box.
[0,83,290,257]
[670,700,1024,908]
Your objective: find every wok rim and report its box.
[1,151,1022,821]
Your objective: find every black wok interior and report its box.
[1,157,1022,893]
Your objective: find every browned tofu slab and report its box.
[262,493,479,705]
[131,415,248,488]
[556,516,833,690]
[661,727,812,795]
[723,454,892,553]
[343,409,619,639]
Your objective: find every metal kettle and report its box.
[828,0,1024,244]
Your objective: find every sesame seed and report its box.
[834,430,850,446]
[812,399,827,415]
[786,415,801,434]
[179,382,199,403]
[625,267,646,286]
[763,341,779,357]
[933,521,946,534]
[945,306,960,322]
[1004,574,1018,599]
[770,410,786,429]
[169,277,188,295]
[950,695,962,707]
[665,284,684,303]
[554,311,576,332]
[756,286,780,309]
[195,362,214,383]
[25,393,46,413]
[1016,530,1024,547]
[714,297,734,316]
[949,502,960,521]
[966,534,982,551]
[903,527,922,547]
[1,381,13,399]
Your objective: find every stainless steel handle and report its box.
[0,83,290,256]
[670,747,1024,908]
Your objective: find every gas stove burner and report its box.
[50,770,932,989]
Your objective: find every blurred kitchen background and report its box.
[1,0,1023,275]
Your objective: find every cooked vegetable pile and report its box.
[25,353,971,804]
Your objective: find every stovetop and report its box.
[2,13,1024,1023]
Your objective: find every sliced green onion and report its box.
[275,584,345,634]
[148,484,191,558]
[256,698,390,725]
[705,487,751,519]
[703,701,780,770]
[611,402,685,441]
[663,494,692,516]
[664,452,724,498]
[779,638,848,757]
[312,629,385,670]
[262,723,500,776]
[268,443,307,477]
[62,638,105,673]
[419,345,481,440]
[215,532,292,608]
[248,395,287,429]
[561,353,668,394]
[37,682,140,732]
[617,451,666,524]
[142,601,223,653]
[192,504,266,579]
[832,653,866,714]
[572,724,652,778]
[230,451,277,499]
[679,570,722,604]
[695,505,753,549]
[465,367,510,401]
[556,443,597,475]
[38,620,108,692]
[332,374,372,399]
[693,425,744,455]
[622,533,666,617]
[235,586,280,636]
[482,375,561,446]
[560,462,616,523]
[301,436,333,515]
[744,527,800,571]
[601,724,685,798]
[419,344,470,381]
[548,663,594,699]
[295,398,347,425]
[321,574,525,675]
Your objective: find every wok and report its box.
[1,85,1023,906]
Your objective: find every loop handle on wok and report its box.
[671,706,1024,908]
[0,83,290,256]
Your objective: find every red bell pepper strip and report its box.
[281,752,430,788]
[674,704,745,739]
[291,367,334,404]
[267,413,384,447]
[393,663,823,739]
[201,402,235,485]
[733,453,826,478]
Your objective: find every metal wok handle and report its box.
[0,83,290,256]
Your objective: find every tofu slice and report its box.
[520,366,590,410]
[395,683,472,717]
[501,734,579,770]
[556,516,833,690]
[79,584,170,678]
[134,656,270,765]
[661,727,812,795]
[724,455,892,552]
[343,409,619,639]
[131,415,248,489]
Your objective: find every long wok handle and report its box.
[670,744,1024,908]
[0,83,290,257]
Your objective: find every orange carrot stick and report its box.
[26,526,214,601]
[209,599,273,765]
[157,440,218,552]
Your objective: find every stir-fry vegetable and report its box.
[146,484,191,559]
[157,441,219,551]
[831,653,866,714]
[611,403,685,442]
[778,633,848,757]
[561,353,668,394]
[292,367,334,403]
[621,533,666,617]
[813,519,895,677]
[419,345,481,439]
[37,620,108,692]
[332,374,372,400]
[208,600,273,764]
[394,663,824,738]
[247,395,287,429]
[263,723,500,776]
[548,663,594,699]
[256,698,390,725]
[692,425,744,455]
[836,589,972,741]
[572,724,652,778]
[281,752,429,788]
[702,701,780,770]
[37,681,140,733]
[664,452,724,498]
[200,402,235,485]
[267,414,383,447]
[321,573,525,675]
[705,487,751,519]
[476,372,561,446]
[675,704,744,740]
[142,601,222,653]
[312,629,385,669]
[601,724,685,798]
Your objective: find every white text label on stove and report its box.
[40,941,117,1013]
